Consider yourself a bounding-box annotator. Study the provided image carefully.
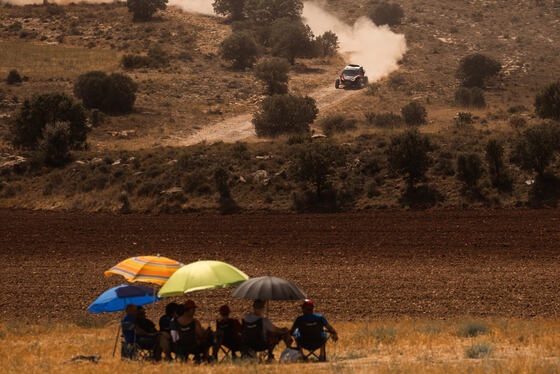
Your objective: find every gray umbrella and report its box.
[231,276,307,300]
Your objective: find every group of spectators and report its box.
[122,298,338,362]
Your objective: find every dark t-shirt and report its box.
[291,314,328,333]
[137,317,157,334]
[122,314,135,342]
[159,315,173,332]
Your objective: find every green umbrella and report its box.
[158,260,249,297]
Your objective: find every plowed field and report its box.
[2,209,560,322]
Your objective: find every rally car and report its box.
[335,64,368,89]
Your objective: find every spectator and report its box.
[213,304,242,359]
[159,302,179,360]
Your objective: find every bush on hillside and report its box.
[535,81,560,121]
[214,167,239,214]
[456,53,501,88]
[369,2,404,27]
[511,122,560,177]
[456,153,484,192]
[386,128,433,189]
[10,93,88,149]
[245,0,303,25]
[220,31,259,69]
[126,0,168,22]
[254,57,290,95]
[39,122,72,167]
[313,31,339,57]
[401,101,427,126]
[213,0,246,21]
[74,71,138,114]
[270,19,314,64]
[320,114,357,136]
[6,69,22,85]
[121,46,169,69]
[371,112,404,128]
[455,87,486,108]
[253,94,318,137]
[485,139,513,192]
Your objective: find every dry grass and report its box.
[2,318,560,373]
[0,41,120,79]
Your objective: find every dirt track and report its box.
[165,86,358,147]
[2,209,560,322]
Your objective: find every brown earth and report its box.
[2,209,560,323]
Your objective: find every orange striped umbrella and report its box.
[104,256,183,286]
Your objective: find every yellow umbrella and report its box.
[104,255,183,286]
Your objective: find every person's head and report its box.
[301,299,314,314]
[252,299,265,315]
[125,304,137,316]
[175,305,186,318]
[184,299,197,317]
[137,306,146,319]
[165,302,179,317]
[219,304,231,318]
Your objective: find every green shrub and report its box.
[74,71,137,114]
[455,87,486,108]
[121,46,169,69]
[245,0,303,25]
[386,128,433,189]
[220,31,259,69]
[213,0,246,21]
[39,122,72,167]
[10,93,88,149]
[270,19,314,64]
[313,31,339,57]
[455,112,473,125]
[6,69,22,85]
[457,153,484,191]
[456,53,501,88]
[214,167,239,214]
[255,57,290,95]
[511,122,560,177]
[320,114,357,136]
[535,81,560,121]
[401,101,427,126]
[485,139,512,192]
[126,0,168,21]
[369,2,404,26]
[465,343,493,359]
[509,115,527,133]
[253,94,318,137]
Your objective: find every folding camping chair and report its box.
[175,321,203,363]
[119,321,154,360]
[242,318,270,362]
[295,319,332,362]
[214,319,241,362]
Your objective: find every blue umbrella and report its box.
[87,285,161,313]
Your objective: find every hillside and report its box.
[0,0,559,212]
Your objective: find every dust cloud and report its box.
[168,0,214,15]
[302,1,406,80]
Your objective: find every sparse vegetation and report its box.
[456,153,484,193]
[535,81,560,121]
[255,57,290,95]
[465,343,493,359]
[401,101,427,126]
[126,0,168,22]
[456,53,501,88]
[455,87,486,108]
[74,71,138,114]
[387,128,433,190]
[320,114,357,136]
[253,94,318,137]
[486,139,513,192]
[369,2,404,27]
[220,31,259,69]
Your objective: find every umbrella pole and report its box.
[112,323,121,358]
[266,301,269,318]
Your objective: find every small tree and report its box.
[214,167,238,214]
[270,19,313,64]
[74,72,137,114]
[10,93,87,149]
[213,0,246,21]
[39,122,72,167]
[401,101,427,126]
[511,123,560,178]
[485,138,512,191]
[254,57,290,95]
[386,128,433,189]
[456,153,483,191]
[245,0,303,25]
[314,31,339,57]
[126,0,168,22]
[455,87,486,108]
[535,81,560,121]
[252,94,318,137]
[6,69,22,85]
[220,31,259,69]
[369,2,404,27]
[291,139,342,199]
[456,53,501,88]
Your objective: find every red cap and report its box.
[302,299,314,309]
[184,300,197,309]
[219,305,231,315]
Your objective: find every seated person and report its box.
[121,304,161,360]
[213,304,242,359]
[290,299,338,361]
[158,302,179,360]
[170,300,212,362]
[242,299,292,361]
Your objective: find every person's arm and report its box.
[289,319,298,336]
[325,323,338,341]
[194,320,206,340]
[136,325,149,335]
[265,318,288,335]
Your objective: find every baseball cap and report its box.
[184,300,197,309]
[302,299,314,309]
[219,305,231,315]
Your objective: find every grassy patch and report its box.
[465,343,493,359]
[457,320,489,338]
[0,41,119,79]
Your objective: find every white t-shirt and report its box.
[243,313,275,337]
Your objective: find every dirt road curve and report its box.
[167,86,358,147]
[2,209,560,322]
